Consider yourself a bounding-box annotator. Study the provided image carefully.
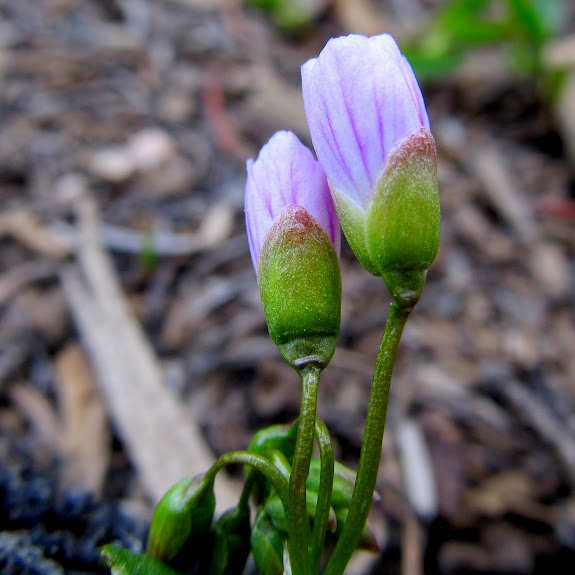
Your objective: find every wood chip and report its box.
[54,344,111,496]
[529,240,571,300]
[239,66,310,140]
[0,209,70,259]
[0,341,29,389]
[420,410,465,521]
[396,418,438,520]
[465,471,536,517]
[471,146,538,245]
[401,512,425,575]
[333,0,397,37]
[50,201,232,257]
[502,379,575,486]
[543,34,575,68]
[3,287,69,345]
[9,382,63,453]
[344,550,380,575]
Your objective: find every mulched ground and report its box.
[1,1,575,574]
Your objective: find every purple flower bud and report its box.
[245,131,341,370]
[302,33,429,211]
[245,130,340,276]
[302,34,440,308]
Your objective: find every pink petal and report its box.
[245,131,340,274]
[302,34,429,209]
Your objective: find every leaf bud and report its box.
[146,475,215,562]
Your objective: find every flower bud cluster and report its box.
[246,32,440,359]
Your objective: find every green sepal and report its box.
[249,448,293,504]
[330,508,382,552]
[329,187,378,276]
[306,459,358,510]
[366,127,440,309]
[380,269,428,312]
[100,545,183,575]
[262,494,289,533]
[146,475,216,562]
[248,422,297,462]
[258,205,341,372]
[263,448,292,479]
[248,423,298,503]
[209,506,251,575]
[264,492,337,534]
[250,510,286,575]
[209,533,228,575]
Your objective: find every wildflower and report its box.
[302,34,440,309]
[245,131,341,370]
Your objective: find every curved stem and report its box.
[238,469,257,513]
[324,303,410,575]
[204,450,290,512]
[289,365,321,575]
[310,419,334,575]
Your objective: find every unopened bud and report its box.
[146,475,215,562]
[209,506,251,575]
[258,205,341,371]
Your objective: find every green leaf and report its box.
[209,507,252,575]
[139,231,157,274]
[506,0,564,41]
[100,546,183,575]
[250,512,285,575]
[306,459,356,510]
[438,0,508,45]
[506,42,541,76]
[246,0,281,12]
[403,47,464,82]
[533,0,564,36]
[248,423,297,463]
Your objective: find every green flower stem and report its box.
[310,419,334,575]
[324,303,410,575]
[204,451,290,512]
[237,469,257,513]
[289,365,321,575]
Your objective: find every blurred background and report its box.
[0,0,574,573]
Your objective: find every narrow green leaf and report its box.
[100,546,183,575]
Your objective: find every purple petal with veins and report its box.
[245,130,340,275]
[302,33,430,210]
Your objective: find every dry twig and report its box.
[61,192,241,510]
